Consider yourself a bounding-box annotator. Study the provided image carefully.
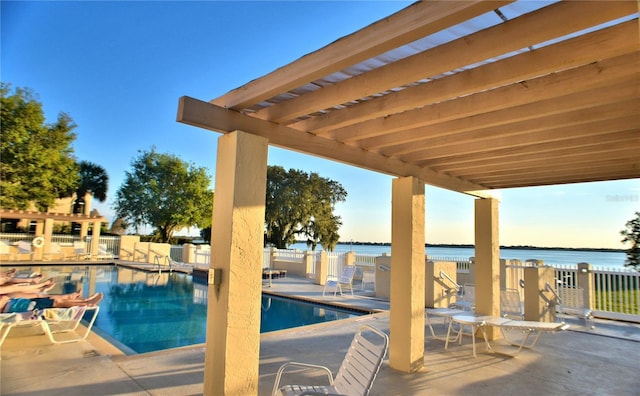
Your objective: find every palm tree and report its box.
[73,161,108,215]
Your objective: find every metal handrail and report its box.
[439,271,460,292]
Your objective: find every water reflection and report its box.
[6,265,361,354]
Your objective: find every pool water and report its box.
[13,265,363,354]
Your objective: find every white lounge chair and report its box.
[14,241,34,260]
[43,242,63,261]
[0,305,100,347]
[557,286,594,329]
[360,268,375,291]
[74,241,91,260]
[453,283,475,311]
[323,265,357,296]
[96,243,114,260]
[482,316,569,356]
[500,288,524,320]
[271,324,389,396]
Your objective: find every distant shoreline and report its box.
[331,241,625,253]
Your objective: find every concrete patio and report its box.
[2,275,639,395]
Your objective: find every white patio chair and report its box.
[14,241,34,260]
[323,265,357,296]
[272,324,389,396]
[557,286,594,329]
[360,268,375,291]
[500,288,524,320]
[96,243,114,260]
[74,241,91,260]
[453,283,475,311]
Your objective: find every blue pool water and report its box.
[12,265,362,354]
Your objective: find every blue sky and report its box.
[2,1,638,249]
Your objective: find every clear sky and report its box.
[2,1,638,249]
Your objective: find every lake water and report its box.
[290,242,628,268]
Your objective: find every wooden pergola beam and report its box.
[178,96,494,198]
[0,209,106,223]
[211,1,510,110]
[265,0,635,126]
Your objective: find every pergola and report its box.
[0,209,107,259]
[177,1,639,394]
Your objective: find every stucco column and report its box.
[315,251,328,285]
[43,218,54,258]
[33,220,45,260]
[203,131,268,395]
[474,198,500,339]
[524,266,556,322]
[90,221,101,257]
[389,176,425,373]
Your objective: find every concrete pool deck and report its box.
[2,275,640,395]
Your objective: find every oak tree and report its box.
[265,166,346,251]
[114,148,213,242]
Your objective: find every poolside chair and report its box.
[0,240,10,260]
[452,283,475,311]
[271,324,389,396]
[14,241,34,260]
[74,241,91,260]
[500,288,524,320]
[43,242,63,261]
[360,268,375,291]
[0,305,100,347]
[557,286,595,329]
[323,265,357,296]
[96,243,114,260]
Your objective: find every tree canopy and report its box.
[0,83,79,211]
[265,166,347,251]
[114,148,213,242]
[621,211,640,270]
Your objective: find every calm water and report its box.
[290,243,627,268]
[15,265,361,354]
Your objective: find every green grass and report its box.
[595,289,639,314]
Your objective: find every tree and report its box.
[265,166,347,251]
[114,148,213,243]
[73,161,109,214]
[0,83,79,211]
[621,211,640,270]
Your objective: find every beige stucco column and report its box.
[474,198,500,338]
[90,221,101,257]
[43,218,54,258]
[389,176,425,373]
[33,220,45,260]
[203,131,268,395]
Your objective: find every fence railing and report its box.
[0,233,120,257]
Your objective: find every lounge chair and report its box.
[74,241,91,260]
[323,265,357,296]
[360,268,375,291]
[271,324,389,396]
[482,316,569,356]
[0,305,100,347]
[452,283,475,311]
[14,241,34,260]
[96,243,114,260]
[557,286,594,329]
[500,288,524,320]
[43,242,63,261]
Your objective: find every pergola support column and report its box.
[389,176,425,373]
[203,130,268,395]
[474,198,500,339]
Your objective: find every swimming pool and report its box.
[7,265,364,354]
